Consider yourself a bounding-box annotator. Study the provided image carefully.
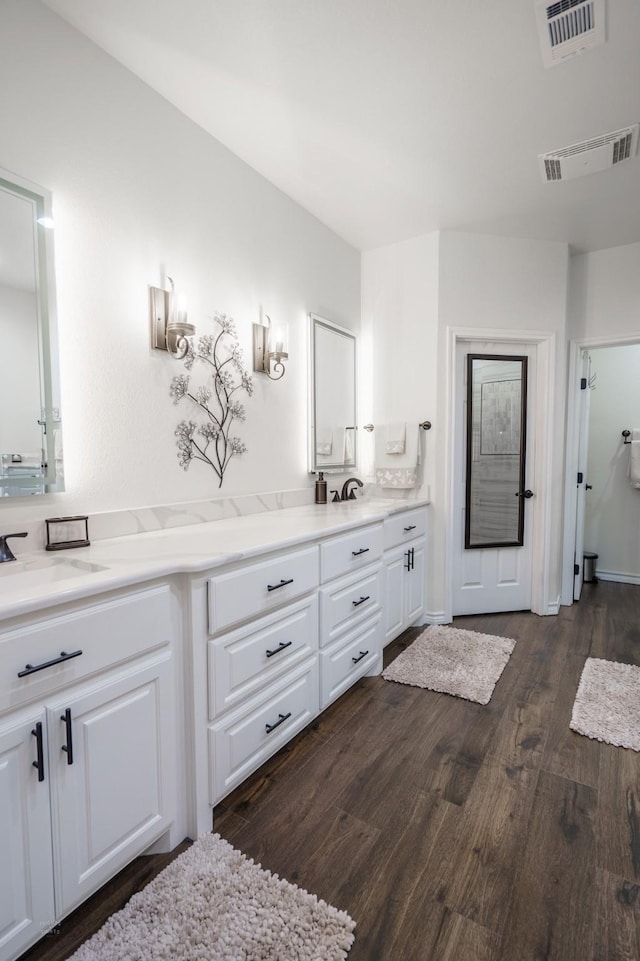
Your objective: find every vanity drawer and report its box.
[0,585,172,713]
[383,508,428,550]
[320,523,383,584]
[207,545,319,634]
[208,658,319,803]
[208,596,318,718]
[319,566,383,648]
[319,614,382,709]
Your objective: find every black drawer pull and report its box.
[351,548,370,557]
[265,711,292,734]
[352,650,369,664]
[404,524,417,532]
[60,708,73,765]
[32,722,45,782]
[18,649,83,678]
[352,595,370,608]
[267,578,294,592]
[266,640,293,658]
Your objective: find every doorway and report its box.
[563,338,640,604]
[445,328,556,621]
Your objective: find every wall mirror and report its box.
[308,314,357,473]
[465,354,528,548]
[0,168,63,497]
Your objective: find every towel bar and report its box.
[363,421,431,432]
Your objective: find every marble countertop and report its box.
[0,497,429,622]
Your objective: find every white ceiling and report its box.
[43,0,640,253]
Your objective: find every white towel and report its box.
[628,428,640,489]
[316,428,346,465]
[385,422,406,454]
[344,429,355,465]
[375,424,419,489]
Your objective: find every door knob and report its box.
[515,490,534,498]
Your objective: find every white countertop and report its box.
[0,497,429,622]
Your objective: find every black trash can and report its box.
[583,551,598,583]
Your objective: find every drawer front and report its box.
[319,614,382,709]
[320,523,383,584]
[319,567,382,649]
[208,545,319,634]
[209,659,319,803]
[0,585,172,714]
[208,596,318,718]
[383,508,428,550]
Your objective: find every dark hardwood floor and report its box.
[20,581,640,960]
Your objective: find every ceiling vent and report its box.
[535,0,605,68]
[539,124,639,182]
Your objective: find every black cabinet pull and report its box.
[60,708,73,765]
[352,650,369,664]
[410,547,415,570]
[266,640,293,658]
[31,722,45,782]
[351,548,369,557]
[404,525,417,532]
[267,578,294,592]
[18,649,83,678]
[352,595,370,608]
[405,549,412,571]
[265,711,292,734]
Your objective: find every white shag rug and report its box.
[67,833,356,961]
[382,625,515,705]
[570,657,640,751]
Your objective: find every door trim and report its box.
[444,327,556,620]
[561,332,640,606]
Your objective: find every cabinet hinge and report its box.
[574,563,580,575]
[580,377,587,389]
[577,472,583,484]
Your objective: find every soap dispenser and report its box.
[315,471,327,504]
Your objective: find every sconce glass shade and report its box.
[253,315,288,380]
[150,283,196,360]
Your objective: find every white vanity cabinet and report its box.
[383,507,428,645]
[204,547,320,806]
[0,584,178,961]
[318,522,384,709]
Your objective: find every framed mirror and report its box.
[308,314,357,473]
[0,168,64,496]
[465,354,528,548]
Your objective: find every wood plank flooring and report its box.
[19,581,640,961]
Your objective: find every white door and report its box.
[573,351,592,600]
[452,341,536,615]
[48,656,174,917]
[0,709,55,961]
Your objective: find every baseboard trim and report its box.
[423,610,449,625]
[594,570,640,586]
[546,594,561,615]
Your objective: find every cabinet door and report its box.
[404,541,426,627]
[383,548,406,645]
[48,654,175,917]
[0,710,55,961]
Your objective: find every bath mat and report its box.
[382,625,515,705]
[67,833,356,961]
[570,657,640,751]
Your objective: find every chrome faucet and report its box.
[0,531,28,562]
[340,477,363,501]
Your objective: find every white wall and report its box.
[0,285,41,455]
[584,345,640,583]
[0,0,360,529]
[568,242,640,341]
[362,229,570,619]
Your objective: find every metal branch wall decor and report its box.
[169,313,253,487]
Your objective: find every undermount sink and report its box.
[0,555,108,585]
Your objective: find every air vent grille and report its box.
[539,124,639,182]
[536,0,605,68]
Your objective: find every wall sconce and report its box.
[150,277,196,360]
[253,315,288,381]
